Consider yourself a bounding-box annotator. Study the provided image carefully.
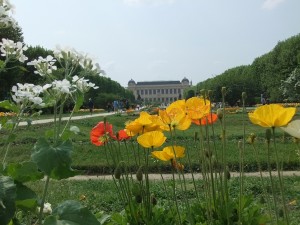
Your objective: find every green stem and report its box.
[38,176,50,225]
[272,127,290,224]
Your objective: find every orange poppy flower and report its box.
[192,113,218,125]
[90,121,116,146]
[117,129,131,141]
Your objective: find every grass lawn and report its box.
[1,111,300,174]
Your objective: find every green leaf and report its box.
[5,161,44,183]
[0,175,16,225]
[44,201,100,225]
[74,92,84,112]
[15,182,38,211]
[31,138,78,180]
[0,100,19,114]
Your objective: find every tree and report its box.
[280,67,300,102]
[0,24,24,43]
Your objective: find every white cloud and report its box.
[123,0,175,6]
[261,0,286,10]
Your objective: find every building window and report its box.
[161,89,164,94]
[137,90,140,95]
[145,89,148,95]
[166,97,168,102]
[158,98,160,101]
[178,89,181,94]
[153,89,156,94]
[174,97,177,101]
[170,89,173,94]
[141,90,144,95]
[149,89,152,95]
[162,97,164,101]
[157,89,160,94]
[166,89,168,94]
[170,97,173,102]
[149,98,152,102]
[174,89,177,94]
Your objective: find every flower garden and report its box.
[1,1,300,224]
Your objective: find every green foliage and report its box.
[0,25,24,43]
[31,138,78,180]
[196,34,300,104]
[44,200,100,225]
[0,175,16,225]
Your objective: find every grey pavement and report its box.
[18,112,115,126]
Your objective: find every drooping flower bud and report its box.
[217,108,223,120]
[114,165,122,179]
[221,87,226,96]
[242,92,247,101]
[247,133,256,144]
[136,166,143,181]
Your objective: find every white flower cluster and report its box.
[53,46,101,72]
[0,0,17,28]
[0,38,28,62]
[72,75,99,92]
[11,83,51,107]
[27,55,57,77]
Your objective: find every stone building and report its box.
[127,77,190,105]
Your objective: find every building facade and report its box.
[127,77,190,105]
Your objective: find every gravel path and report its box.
[68,171,300,181]
[18,112,115,126]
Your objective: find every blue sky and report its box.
[12,0,300,87]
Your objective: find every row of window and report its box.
[142,97,178,102]
[136,88,182,95]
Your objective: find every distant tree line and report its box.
[190,34,300,106]
[0,25,135,111]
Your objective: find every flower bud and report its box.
[151,194,157,205]
[225,169,231,180]
[217,108,223,120]
[194,131,198,141]
[114,165,122,179]
[136,166,143,181]
[266,129,272,143]
[208,90,213,99]
[242,92,247,101]
[135,194,142,204]
[247,133,256,144]
[221,87,226,96]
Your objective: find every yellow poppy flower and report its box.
[125,112,161,136]
[248,104,296,127]
[152,146,185,161]
[185,97,211,120]
[167,99,186,112]
[137,131,166,148]
[159,108,191,131]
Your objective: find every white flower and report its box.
[0,38,27,62]
[71,75,98,92]
[37,202,52,214]
[281,120,300,139]
[52,79,72,94]
[70,126,80,134]
[27,55,57,77]
[11,83,45,107]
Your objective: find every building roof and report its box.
[136,81,181,85]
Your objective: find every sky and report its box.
[11,0,300,87]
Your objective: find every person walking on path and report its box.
[88,98,94,115]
